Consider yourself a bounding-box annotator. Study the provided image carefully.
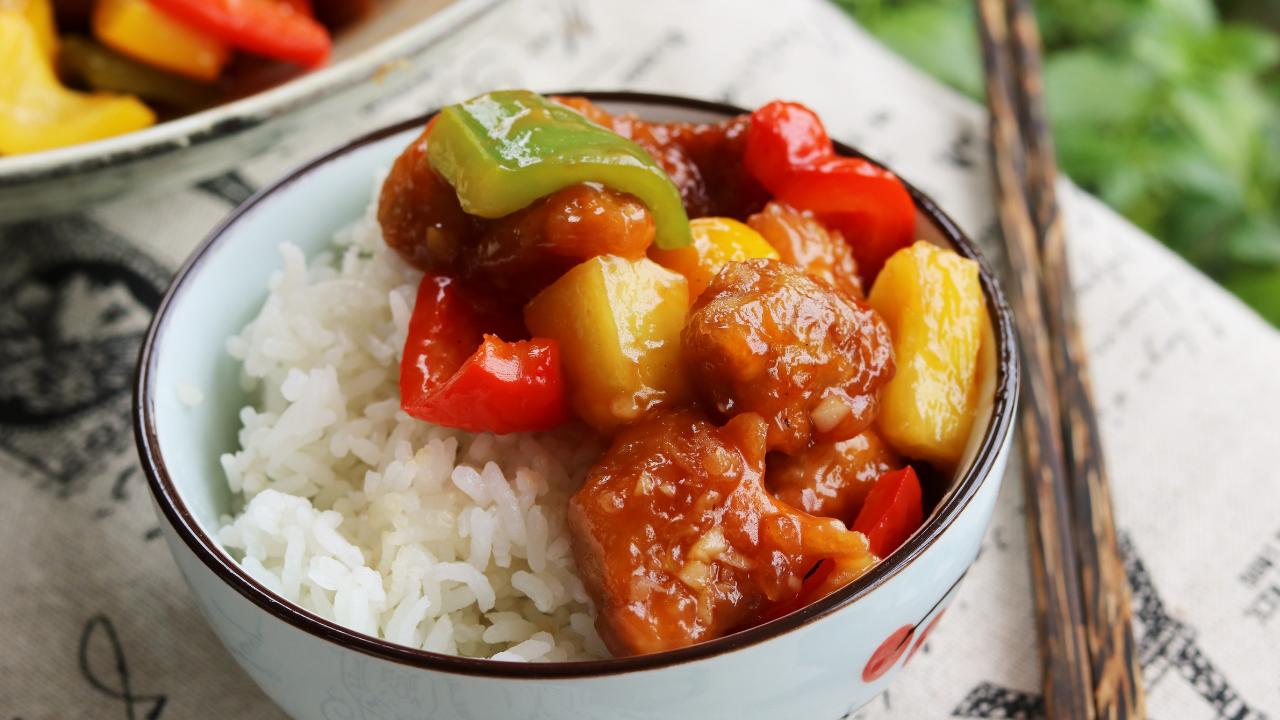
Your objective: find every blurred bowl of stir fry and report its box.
[0,0,504,222]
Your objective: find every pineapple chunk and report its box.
[93,0,231,82]
[524,255,693,434]
[10,0,57,60]
[867,241,984,470]
[649,217,779,300]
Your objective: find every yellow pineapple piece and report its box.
[867,241,984,470]
[649,217,779,300]
[93,0,230,82]
[524,255,693,435]
[0,9,155,155]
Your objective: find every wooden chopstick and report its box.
[976,0,1147,718]
[1003,1,1148,717]
[975,1,1095,717]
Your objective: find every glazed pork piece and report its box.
[682,259,896,455]
[464,183,654,298]
[748,200,864,299]
[378,130,654,299]
[568,408,876,656]
[765,429,904,526]
[377,132,481,270]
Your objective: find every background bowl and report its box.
[134,92,1019,720]
[0,0,503,223]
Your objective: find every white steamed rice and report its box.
[214,182,609,662]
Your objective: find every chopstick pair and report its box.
[974,0,1147,718]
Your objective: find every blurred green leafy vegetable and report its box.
[834,0,1280,327]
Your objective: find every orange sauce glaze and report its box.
[568,408,875,656]
[682,259,895,455]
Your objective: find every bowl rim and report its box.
[133,90,1020,679]
[0,0,504,186]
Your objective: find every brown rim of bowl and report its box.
[133,90,1020,680]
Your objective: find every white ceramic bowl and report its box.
[0,0,503,222]
[134,92,1019,720]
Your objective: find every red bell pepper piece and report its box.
[744,100,915,283]
[742,100,832,185]
[771,155,916,282]
[147,0,331,68]
[851,466,924,558]
[411,335,571,435]
[399,273,572,435]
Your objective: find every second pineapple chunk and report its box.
[867,241,984,470]
[93,0,230,82]
[524,255,693,434]
[648,217,779,300]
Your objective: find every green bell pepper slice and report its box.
[426,90,692,250]
[59,35,222,112]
